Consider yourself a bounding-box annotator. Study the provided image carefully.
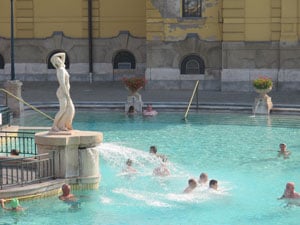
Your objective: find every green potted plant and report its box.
[253,76,273,97]
[253,76,273,90]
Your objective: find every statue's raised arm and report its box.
[50,52,75,133]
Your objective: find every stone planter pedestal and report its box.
[252,87,273,115]
[125,88,143,113]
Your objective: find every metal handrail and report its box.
[184,80,200,119]
[0,130,37,156]
[0,88,54,121]
[0,152,55,189]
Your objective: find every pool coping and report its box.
[24,101,300,115]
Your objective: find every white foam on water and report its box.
[97,142,231,207]
[113,188,172,208]
[100,196,112,204]
[96,142,182,176]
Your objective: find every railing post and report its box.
[0,161,3,189]
[21,159,24,186]
[52,151,56,179]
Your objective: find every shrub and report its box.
[253,77,273,89]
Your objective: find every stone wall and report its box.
[221,42,300,91]
[0,31,146,82]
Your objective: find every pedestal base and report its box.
[253,95,273,115]
[125,95,143,113]
[35,130,103,188]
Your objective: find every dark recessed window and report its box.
[113,51,135,69]
[183,0,202,17]
[47,50,70,69]
[181,55,205,74]
[0,54,4,69]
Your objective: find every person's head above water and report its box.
[149,146,157,154]
[10,198,20,209]
[126,159,133,166]
[199,172,208,184]
[61,184,71,196]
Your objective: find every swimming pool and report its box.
[2,111,300,225]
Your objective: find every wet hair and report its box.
[161,155,168,162]
[126,159,133,166]
[128,106,135,113]
[209,179,218,187]
[149,146,157,154]
[199,172,208,179]
[188,178,197,186]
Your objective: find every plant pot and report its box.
[254,86,272,97]
[125,86,142,102]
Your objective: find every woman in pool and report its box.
[50,52,75,132]
[127,105,136,116]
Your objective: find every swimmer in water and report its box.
[198,172,208,186]
[58,183,81,209]
[209,179,218,190]
[183,178,197,193]
[279,182,300,199]
[153,156,170,177]
[123,159,137,174]
[0,198,24,211]
[278,143,291,159]
[59,184,76,202]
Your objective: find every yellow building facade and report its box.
[0,0,300,91]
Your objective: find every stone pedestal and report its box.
[125,93,143,113]
[3,80,24,116]
[253,95,273,115]
[253,88,273,115]
[35,130,103,189]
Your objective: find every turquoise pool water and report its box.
[3,112,300,225]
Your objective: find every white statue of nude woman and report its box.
[50,52,75,132]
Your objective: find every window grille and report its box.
[181,55,205,74]
[113,51,136,69]
[183,0,202,17]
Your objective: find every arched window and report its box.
[47,50,70,69]
[180,55,205,74]
[113,51,136,69]
[183,0,202,17]
[0,54,4,69]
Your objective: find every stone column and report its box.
[3,80,23,116]
[35,130,103,189]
